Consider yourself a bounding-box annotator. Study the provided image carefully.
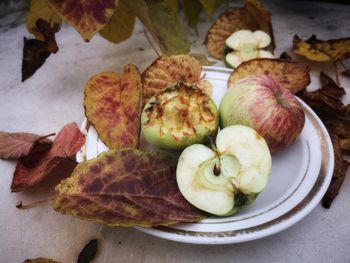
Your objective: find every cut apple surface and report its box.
[176,125,271,216]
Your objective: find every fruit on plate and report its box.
[220,75,305,154]
[176,125,271,216]
[224,30,274,68]
[141,82,219,150]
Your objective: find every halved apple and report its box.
[176,125,271,216]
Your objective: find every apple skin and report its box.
[219,75,305,154]
[141,83,219,150]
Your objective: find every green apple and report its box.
[141,83,219,150]
[176,125,271,216]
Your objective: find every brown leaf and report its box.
[339,138,350,152]
[205,0,274,59]
[228,58,311,94]
[84,65,142,149]
[323,118,350,139]
[11,123,85,192]
[22,19,60,81]
[279,51,292,61]
[322,134,349,208]
[54,148,206,227]
[293,35,350,62]
[0,132,53,160]
[142,54,210,102]
[48,0,119,41]
[23,258,60,263]
[77,239,98,263]
[320,71,345,98]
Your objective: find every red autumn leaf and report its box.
[48,0,119,41]
[84,64,142,149]
[11,123,85,192]
[0,132,53,160]
[54,148,206,227]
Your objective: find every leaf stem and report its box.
[16,197,54,210]
[143,28,161,57]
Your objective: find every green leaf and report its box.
[199,0,225,17]
[183,0,202,29]
[99,1,136,44]
[124,0,190,55]
[166,0,178,14]
[54,148,206,227]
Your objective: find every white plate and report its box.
[77,66,334,244]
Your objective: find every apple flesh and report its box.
[176,125,271,216]
[141,83,219,150]
[220,75,305,154]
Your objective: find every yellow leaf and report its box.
[199,0,225,17]
[99,1,135,44]
[26,0,62,41]
[166,0,178,14]
[293,35,350,62]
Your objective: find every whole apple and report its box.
[219,75,305,154]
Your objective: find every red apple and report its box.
[219,75,305,154]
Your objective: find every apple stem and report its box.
[213,160,221,176]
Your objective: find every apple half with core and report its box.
[176,125,271,216]
[141,82,219,150]
[220,75,305,154]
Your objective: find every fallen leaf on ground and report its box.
[77,239,98,263]
[293,35,350,62]
[0,132,53,160]
[320,71,345,98]
[54,148,206,227]
[48,0,119,41]
[11,123,85,192]
[84,65,142,149]
[99,1,135,44]
[227,58,310,94]
[205,0,274,59]
[23,258,60,263]
[322,134,349,208]
[22,19,60,81]
[142,54,211,102]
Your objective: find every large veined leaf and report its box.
[11,123,85,192]
[99,1,135,44]
[293,35,350,62]
[124,0,190,55]
[48,0,119,41]
[142,54,211,102]
[84,65,142,149]
[227,58,311,94]
[54,148,205,227]
[0,132,53,160]
[26,0,62,41]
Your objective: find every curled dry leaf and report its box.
[77,239,98,263]
[11,123,85,192]
[54,148,206,227]
[0,132,53,160]
[23,258,60,263]
[48,0,119,41]
[342,69,350,78]
[142,54,212,102]
[322,134,349,208]
[227,58,311,94]
[84,65,142,149]
[279,51,292,61]
[293,35,350,62]
[205,0,274,59]
[320,71,345,98]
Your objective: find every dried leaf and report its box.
[279,51,292,61]
[190,53,216,66]
[77,239,98,263]
[205,0,274,59]
[48,0,119,41]
[11,123,85,192]
[23,258,60,263]
[22,19,60,81]
[320,71,345,98]
[166,0,178,14]
[342,69,350,78]
[54,148,205,227]
[99,1,135,44]
[324,118,350,139]
[0,132,53,160]
[228,58,311,94]
[26,0,62,41]
[322,134,349,208]
[125,0,190,55]
[293,35,350,62]
[183,0,202,29]
[84,65,142,149]
[339,138,350,152]
[199,0,225,17]
[142,54,208,102]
